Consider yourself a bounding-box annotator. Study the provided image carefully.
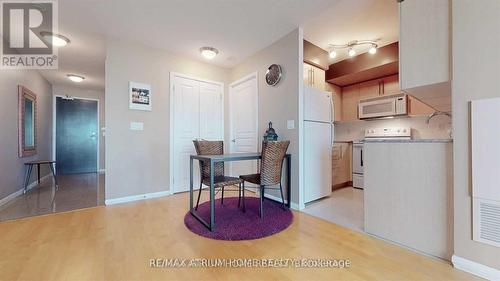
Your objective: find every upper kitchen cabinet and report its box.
[399,0,450,90]
[304,62,326,91]
[382,75,400,95]
[341,84,359,121]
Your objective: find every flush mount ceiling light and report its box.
[40,32,70,47]
[328,40,379,58]
[200,47,219,60]
[67,74,85,83]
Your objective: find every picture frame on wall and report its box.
[129,82,152,111]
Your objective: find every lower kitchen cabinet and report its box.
[332,142,352,189]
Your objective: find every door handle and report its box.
[231,139,236,143]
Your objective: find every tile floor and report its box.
[303,187,364,232]
[0,173,105,222]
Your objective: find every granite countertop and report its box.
[363,139,453,143]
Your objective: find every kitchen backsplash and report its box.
[334,115,452,141]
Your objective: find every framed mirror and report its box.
[18,85,37,157]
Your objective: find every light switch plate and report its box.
[287,120,295,129]
[130,122,144,131]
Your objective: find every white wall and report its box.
[229,28,302,205]
[52,85,106,170]
[335,115,452,141]
[105,39,230,200]
[452,0,500,270]
[0,70,53,200]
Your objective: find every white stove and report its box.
[364,127,411,140]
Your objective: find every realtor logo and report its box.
[1,1,58,69]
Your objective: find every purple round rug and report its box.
[184,197,293,240]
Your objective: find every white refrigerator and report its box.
[304,85,333,203]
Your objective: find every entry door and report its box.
[229,74,258,178]
[172,76,223,193]
[56,97,98,174]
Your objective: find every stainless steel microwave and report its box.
[358,94,408,119]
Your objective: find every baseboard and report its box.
[452,255,500,280]
[105,190,171,205]
[263,193,300,210]
[0,174,52,207]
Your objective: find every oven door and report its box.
[358,98,396,119]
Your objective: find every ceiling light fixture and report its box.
[200,47,219,60]
[67,74,85,83]
[328,40,379,58]
[40,32,70,47]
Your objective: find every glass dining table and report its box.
[189,153,291,231]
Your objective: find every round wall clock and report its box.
[265,64,282,86]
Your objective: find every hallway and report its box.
[0,173,105,222]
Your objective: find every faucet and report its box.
[426,111,452,124]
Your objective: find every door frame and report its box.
[169,72,225,194]
[228,71,259,175]
[52,95,100,173]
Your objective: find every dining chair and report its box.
[239,140,290,218]
[193,140,244,210]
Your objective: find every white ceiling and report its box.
[40,0,398,90]
[304,0,399,63]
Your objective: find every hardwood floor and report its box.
[0,191,479,281]
[0,173,104,222]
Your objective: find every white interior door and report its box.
[172,76,224,193]
[199,82,223,140]
[229,74,258,177]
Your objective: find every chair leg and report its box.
[260,185,264,218]
[195,182,203,210]
[221,186,225,205]
[242,182,246,212]
[279,183,286,210]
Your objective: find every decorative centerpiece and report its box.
[263,121,278,141]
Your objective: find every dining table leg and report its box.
[209,159,215,231]
[286,155,291,208]
[189,156,193,210]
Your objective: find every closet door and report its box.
[173,77,200,193]
[199,82,223,140]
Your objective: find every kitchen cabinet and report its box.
[364,141,453,259]
[358,74,400,101]
[382,75,400,95]
[333,142,352,188]
[408,95,434,116]
[304,63,326,91]
[358,80,380,100]
[399,0,450,90]
[341,84,359,121]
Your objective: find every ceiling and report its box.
[304,0,399,63]
[40,0,398,90]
